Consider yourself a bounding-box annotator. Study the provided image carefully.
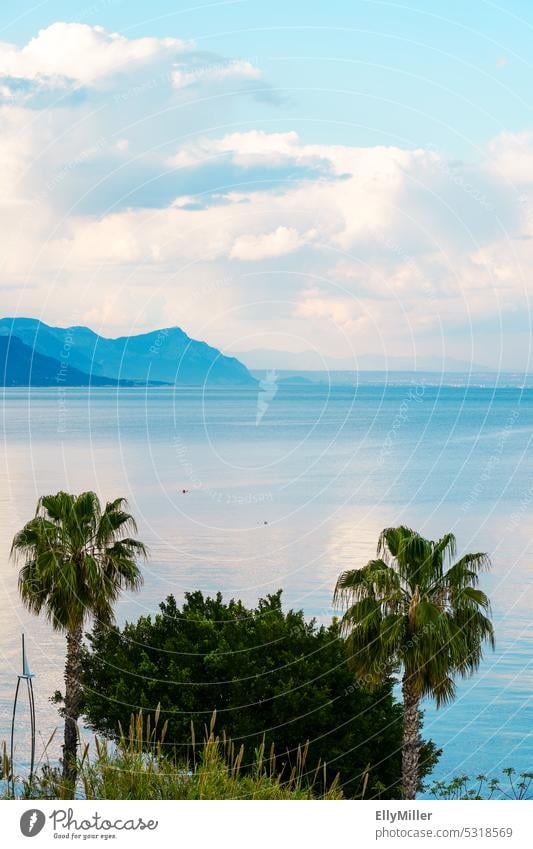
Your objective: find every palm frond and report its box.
[334,525,495,705]
[11,490,146,634]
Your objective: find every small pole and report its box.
[9,634,36,796]
[9,678,21,797]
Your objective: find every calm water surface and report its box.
[1,382,532,787]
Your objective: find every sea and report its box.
[1,375,532,791]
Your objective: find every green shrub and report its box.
[428,768,533,800]
[82,590,439,797]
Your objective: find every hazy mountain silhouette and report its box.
[233,347,493,373]
[0,336,127,386]
[0,318,254,385]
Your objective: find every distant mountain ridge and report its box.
[0,318,255,386]
[0,336,128,387]
[233,347,494,373]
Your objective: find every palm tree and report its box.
[334,526,494,799]
[11,491,146,789]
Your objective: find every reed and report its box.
[3,710,343,800]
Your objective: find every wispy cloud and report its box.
[1,23,532,367]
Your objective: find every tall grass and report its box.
[3,710,343,800]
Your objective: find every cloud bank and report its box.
[1,23,531,368]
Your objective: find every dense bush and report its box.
[81,590,439,798]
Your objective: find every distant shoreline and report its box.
[3,372,533,390]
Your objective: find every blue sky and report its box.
[0,1,532,369]
[4,0,533,155]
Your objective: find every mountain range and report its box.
[0,318,254,387]
[232,348,493,373]
[0,336,131,387]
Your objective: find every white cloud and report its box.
[0,24,532,367]
[0,23,189,86]
[169,130,428,178]
[296,289,363,328]
[230,226,304,260]
[172,59,261,90]
[170,131,308,169]
[487,130,533,185]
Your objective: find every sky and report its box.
[1,1,533,369]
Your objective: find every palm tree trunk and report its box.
[62,623,83,789]
[401,673,421,800]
